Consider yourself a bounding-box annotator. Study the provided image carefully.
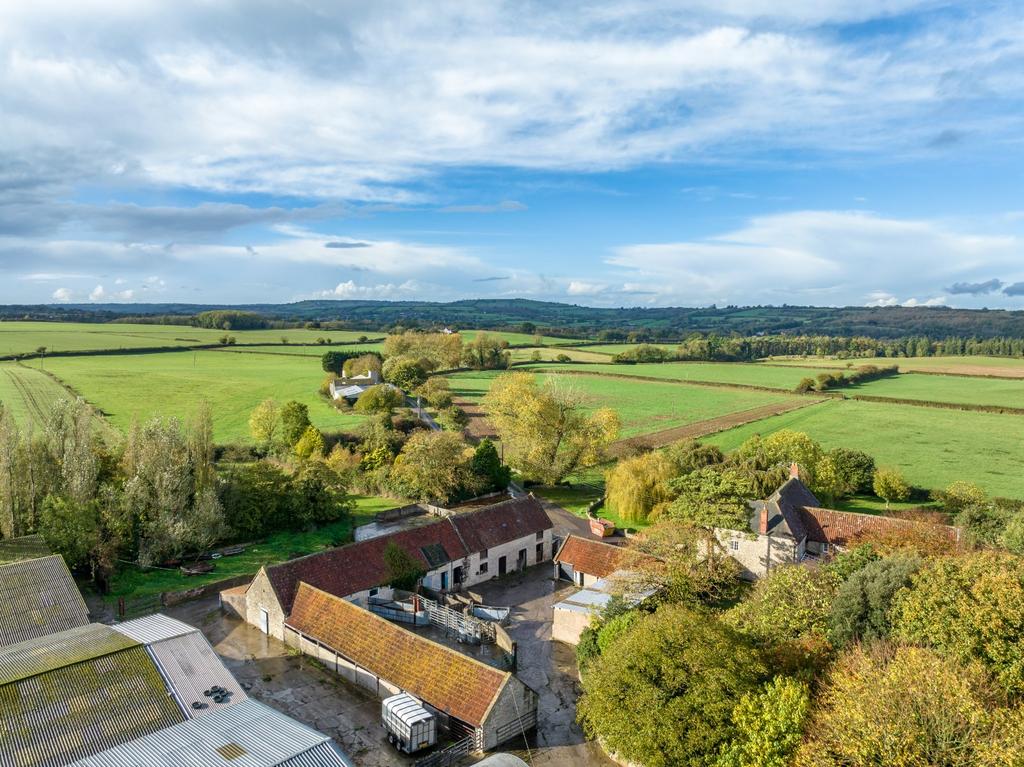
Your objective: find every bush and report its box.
[354,385,405,414]
[435,405,468,431]
[828,554,920,648]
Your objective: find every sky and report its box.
[1,0,1023,309]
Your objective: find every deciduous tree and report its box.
[605,451,675,523]
[390,430,481,503]
[717,676,810,767]
[279,400,312,447]
[248,399,281,452]
[872,467,910,509]
[828,554,920,648]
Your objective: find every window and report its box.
[729,540,739,552]
[480,548,488,559]
[368,587,378,597]
[479,562,489,574]
[821,542,830,555]
[536,531,544,541]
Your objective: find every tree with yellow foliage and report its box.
[605,451,675,523]
[482,372,620,485]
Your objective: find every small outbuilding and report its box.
[553,534,628,588]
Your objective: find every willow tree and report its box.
[482,372,620,485]
[605,451,675,523]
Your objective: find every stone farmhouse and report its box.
[285,583,538,751]
[718,466,962,579]
[226,495,554,639]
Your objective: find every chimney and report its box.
[790,462,800,480]
[758,505,769,535]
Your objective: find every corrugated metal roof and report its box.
[0,554,90,647]
[0,643,185,767]
[69,699,354,767]
[0,534,50,564]
[111,613,196,644]
[0,624,138,685]
[146,630,247,716]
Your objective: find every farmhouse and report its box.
[718,466,962,579]
[229,495,553,639]
[284,583,538,751]
[0,615,246,767]
[70,698,354,767]
[329,372,389,400]
[0,554,90,647]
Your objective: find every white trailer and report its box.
[382,693,437,754]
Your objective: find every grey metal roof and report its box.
[111,613,196,644]
[69,699,354,767]
[0,554,90,647]
[0,623,137,685]
[146,629,247,716]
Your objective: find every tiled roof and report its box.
[553,535,627,579]
[450,496,551,552]
[266,496,552,611]
[70,699,354,767]
[0,554,90,647]
[748,478,820,540]
[0,534,50,564]
[0,627,185,767]
[266,519,468,612]
[798,506,962,547]
[286,584,510,728]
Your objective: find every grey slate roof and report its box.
[0,554,90,647]
[69,699,354,767]
[748,477,820,541]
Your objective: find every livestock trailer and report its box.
[382,693,437,754]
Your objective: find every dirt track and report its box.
[605,397,826,457]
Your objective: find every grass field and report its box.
[564,343,677,356]
[105,494,400,600]
[0,362,72,427]
[762,355,1024,378]
[0,321,381,357]
[704,398,1024,498]
[851,373,1024,409]
[458,330,585,346]
[44,349,364,443]
[446,369,802,439]
[530,361,816,390]
[508,347,613,363]
[215,343,385,358]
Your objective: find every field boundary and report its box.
[849,393,1024,416]
[606,397,827,456]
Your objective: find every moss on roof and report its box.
[0,624,138,685]
[0,535,51,564]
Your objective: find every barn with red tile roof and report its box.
[284,584,537,751]
[232,495,553,640]
[553,535,628,587]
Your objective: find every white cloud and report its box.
[607,210,1023,307]
[316,280,420,299]
[89,284,106,301]
[51,287,72,302]
[567,281,609,296]
[88,283,134,301]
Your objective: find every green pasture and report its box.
[0,362,72,427]
[705,398,1024,498]
[564,343,677,356]
[446,369,801,439]
[44,349,365,443]
[850,373,1024,409]
[0,321,380,357]
[215,343,384,358]
[105,494,400,600]
[458,329,585,346]
[761,355,1024,376]
[507,347,612,363]
[529,361,815,390]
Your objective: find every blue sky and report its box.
[1,1,1023,308]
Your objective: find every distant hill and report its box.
[3,299,1024,340]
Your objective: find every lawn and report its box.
[104,494,401,600]
[45,349,366,443]
[446,369,802,439]
[850,373,1024,409]
[0,321,381,357]
[705,398,1024,498]
[761,355,1024,378]
[530,361,816,391]
[0,362,72,428]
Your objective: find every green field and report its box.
[0,321,381,357]
[564,343,677,356]
[761,355,1024,377]
[0,362,73,427]
[458,329,585,346]
[507,347,613,363]
[216,343,384,358]
[851,373,1024,409]
[529,361,816,390]
[705,399,1024,498]
[447,369,801,439]
[44,349,364,443]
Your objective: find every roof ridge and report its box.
[801,505,961,531]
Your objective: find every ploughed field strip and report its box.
[0,363,72,428]
[760,355,1024,378]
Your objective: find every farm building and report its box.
[69,698,354,767]
[228,495,553,639]
[717,467,963,579]
[284,583,538,751]
[553,534,629,588]
[0,534,51,564]
[0,615,247,767]
[0,553,90,647]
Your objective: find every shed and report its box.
[69,698,354,767]
[284,583,538,751]
[0,554,90,647]
[553,535,628,588]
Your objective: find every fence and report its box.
[413,735,477,767]
[419,595,496,644]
